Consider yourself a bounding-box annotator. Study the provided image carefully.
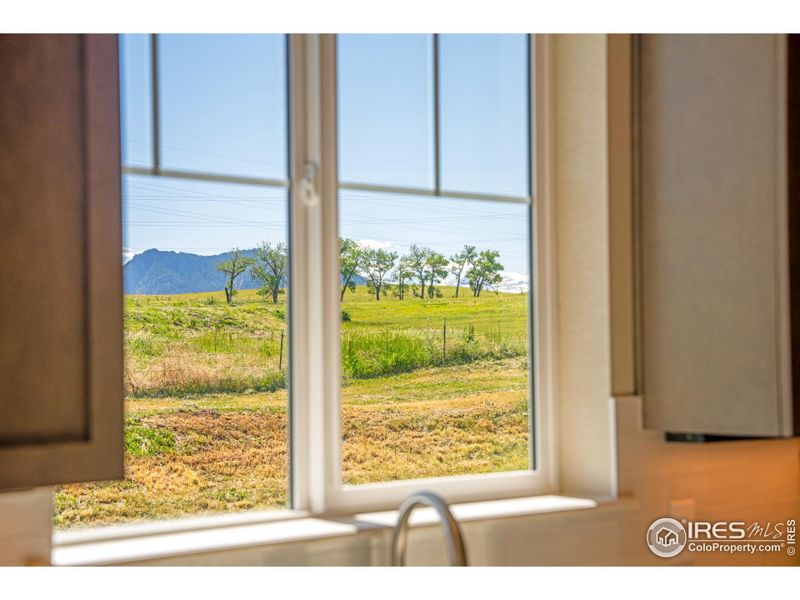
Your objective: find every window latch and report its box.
[300,161,319,207]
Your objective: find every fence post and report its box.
[279,330,285,371]
[443,317,447,358]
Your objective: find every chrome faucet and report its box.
[390,491,468,566]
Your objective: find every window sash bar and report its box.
[526,33,537,472]
[339,179,531,204]
[433,33,441,195]
[121,165,289,189]
[150,33,161,173]
[120,166,525,205]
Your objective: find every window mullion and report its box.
[150,33,160,173]
[433,33,441,195]
[288,34,340,514]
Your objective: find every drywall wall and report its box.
[0,488,52,565]
[552,34,618,499]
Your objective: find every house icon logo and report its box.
[647,517,687,558]
[657,527,678,545]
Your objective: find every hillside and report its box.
[124,248,366,295]
[123,249,258,295]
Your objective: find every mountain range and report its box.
[124,248,365,295]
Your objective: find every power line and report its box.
[124,138,286,170]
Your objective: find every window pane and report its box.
[338,189,531,484]
[440,34,529,197]
[338,34,434,188]
[54,36,290,529]
[120,34,152,169]
[337,34,532,486]
[159,34,287,180]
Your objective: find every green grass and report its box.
[53,285,531,529]
[341,285,528,337]
[124,422,177,457]
[124,286,527,393]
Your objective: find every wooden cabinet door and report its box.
[638,34,794,437]
[0,35,124,487]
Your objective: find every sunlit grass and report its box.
[124,286,527,393]
[54,287,530,528]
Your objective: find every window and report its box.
[54,33,553,529]
[55,34,291,529]
[335,33,534,491]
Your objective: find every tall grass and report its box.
[123,286,528,396]
[125,358,287,398]
[341,327,526,380]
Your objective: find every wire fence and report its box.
[125,319,527,395]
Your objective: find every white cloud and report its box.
[446,270,529,293]
[122,247,138,264]
[442,273,459,286]
[357,238,394,250]
[495,270,530,294]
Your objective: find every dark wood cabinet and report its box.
[0,35,124,488]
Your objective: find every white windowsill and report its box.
[352,494,597,528]
[53,508,309,547]
[51,495,629,566]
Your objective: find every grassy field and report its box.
[54,286,530,528]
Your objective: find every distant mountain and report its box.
[123,249,257,295]
[124,248,364,295]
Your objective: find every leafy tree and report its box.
[216,248,254,304]
[467,249,504,297]
[251,241,287,304]
[424,251,449,298]
[449,245,477,298]
[339,238,366,302]
[406,244,430,299]
[364,248,397,301]
[393,255,414,300]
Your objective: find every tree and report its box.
[467,249,504,297]
[393,255,414,300]
[251,241,287,304]
[449,245,477,298]
[216,248,254,304]
[406,244,430,299]
[424,251,449,299]
[339,238,365,302]
[364,248,397,301]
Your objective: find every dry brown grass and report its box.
[55,411,289,527]
[342,392,528,484]
[125,351,286,397]
[55,359,529,529]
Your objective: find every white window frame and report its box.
[289,33,558,515]
[115,32,557,522]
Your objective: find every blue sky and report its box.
[121,34,530,290]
